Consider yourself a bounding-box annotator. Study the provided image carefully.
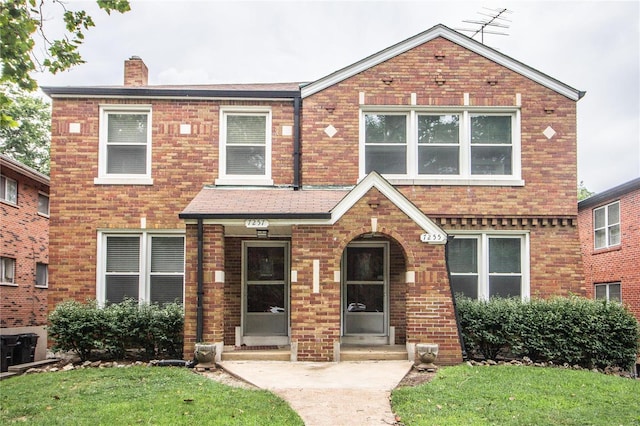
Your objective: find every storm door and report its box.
[342,242,389,343]
[242,241,289,345]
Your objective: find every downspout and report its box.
[196,219,204,343]
[445,235,468,360]
[293,95,301,190]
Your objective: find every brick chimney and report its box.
[124,56,148,86]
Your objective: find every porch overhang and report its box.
[179,172,447,243]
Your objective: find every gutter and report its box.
[178,212,332,220]
[293,95,301,190]
[40,86,300,100]
[196,219,204,343]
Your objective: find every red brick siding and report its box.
[301,37,578,217]
[48,98,294,310]
[579,188,640,321]
[1,168,49,328]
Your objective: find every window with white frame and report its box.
[1,175,18,204]
[217,108,272,185]
[448,234,529,300]
[99,233,184,305]
[362,109,520,183]
[593,201,620,249]
[594,282,621,303]
[38,193,49,216]
[96,106,152,184]
[36,263,48,287]
[1,257,16,284]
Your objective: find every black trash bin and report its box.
[14,333,39,365]
[1,335,20,372]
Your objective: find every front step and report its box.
[221,346,291,361]
[340,344,408,361]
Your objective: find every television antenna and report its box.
[457,7,512,44]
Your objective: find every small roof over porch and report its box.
[179,172,446,242]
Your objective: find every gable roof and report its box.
[301,24,585,101]
[0,154,50,186]
[180,172,447,244]
[578,177,640,210]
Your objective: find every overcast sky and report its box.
[35,0,639,194]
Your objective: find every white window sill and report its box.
[0,282,18,287]
[1,199,18,208]
[94,177,154,185]
[385,178,525,187]
[35,285,48,289]
[215,177,274,186]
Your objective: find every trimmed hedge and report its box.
[456,296,640,369]
[48,299,184,362]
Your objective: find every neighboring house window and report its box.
[593,201,620,249]
[99,232,184,305]
[1,257,16,284]
[448,234,529,300]
[96,105,152,185]
[217,108,272,186]
[594,282,621,303]
[361,109,520,184]
[1,175,18,204]
[38,193,50,216]
[36,263,48,287]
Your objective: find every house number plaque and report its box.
[245,219,269,228]
[420,233,445,243]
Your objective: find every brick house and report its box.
[578,177,640,322]
[1,154,50,364]
[42,25,585,364]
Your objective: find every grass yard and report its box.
[392,365,640,426]
[0,366,303,425]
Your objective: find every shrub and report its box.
[456,296,640,370]
[48,299,184,361]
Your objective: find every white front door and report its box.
[342,242,389,344]
[242,241,289,345]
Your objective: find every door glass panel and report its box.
[247,246,285,280]
[346,247,384,281]
[247,284,285,313]
[346,284,383,312]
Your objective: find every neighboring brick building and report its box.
[1,154,50,365]
[42,25,586,364]
[578,177,640,322]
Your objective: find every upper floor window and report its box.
[1,175,18,204]
[448,233,529,301]
[594,282,621,303]
[593,201,620,249]
[98,232,184,305]
[216,108,272,186]
[38,193,49,216]
[1,257,16,285]
[361,109,521,185]
[95,105,153,185]
[36,263,48,287]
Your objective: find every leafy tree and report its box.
[0,0,130,128]
[0,83,51,174]
[578,180,594,201]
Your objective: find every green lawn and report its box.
[392,365,640,426]
[0,366,303,425]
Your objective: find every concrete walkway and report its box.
[219,360,413,426]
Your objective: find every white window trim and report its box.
[95,105,153,185]
[593,201,620,250]
[96,230,185,305]
[37,192,50,217]
[1,175,18,205]
[594,282,621,303]
[359,107,522,186]
[35,262,48,288]
[1,256,17,286]
[449,231,530,301]
[216,106,274,186]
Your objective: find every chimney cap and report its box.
[129,55,142,60]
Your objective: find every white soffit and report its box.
[300,24,583,101]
